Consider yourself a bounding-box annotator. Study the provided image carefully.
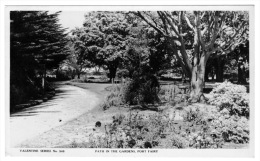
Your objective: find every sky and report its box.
[57,11,87,32]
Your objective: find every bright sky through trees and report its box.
[57,11,86,32]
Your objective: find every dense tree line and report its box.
[65,11,249,102]
[10,11,68,109]
[10,10,249,109]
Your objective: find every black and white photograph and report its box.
[1,3,258,158]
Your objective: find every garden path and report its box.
[9,83,100,148]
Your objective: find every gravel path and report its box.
[9,83,100,148]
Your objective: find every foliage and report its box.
[158,84,182,103]
[80,110,225,149]
[210,112,249,144]
[225,40,249,84]
[60,40,93,79]
[120,75,160,105]
[136,11,249,78]
[102,85,124,110]
[10,11,68,109]
[205,82,250,143]
[69,12,131,80]
[208,82,249,118]
[136,11,249,100]
[83,99,249,149]
[102,76,160,110]
[122,19,174,78]
[11,11,68,71]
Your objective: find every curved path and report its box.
[9,83,100,148]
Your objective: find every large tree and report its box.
[61,35,93,79]
[122,19,174,78]
[136,11,249,101]
[79,11,130,81]
[10,11,68,107]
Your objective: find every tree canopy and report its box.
[10,11,68,107]
[136,11,249,101]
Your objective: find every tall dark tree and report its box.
[10,11,68,108]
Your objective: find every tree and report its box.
[62,34,93,79]
[226,40,249,84]
[136,11,249,101]
[10,11,68,107]
[122,19,174,78]
[81,11,130,81]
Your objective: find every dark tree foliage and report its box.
[10,11,68,109]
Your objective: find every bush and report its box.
[116,69,129,78]
[208,82,249,118]
[81,109,229,149]
[103,74,160,110]
[10,83,42,111]
[121,74,160,105]
[210,112,249,144]
[102,85,124,110]
[207,82,250,144]
[159,84,182,102]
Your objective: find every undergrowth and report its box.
[86,82,250,149]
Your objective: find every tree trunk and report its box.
[188,25,207,102]
[211,67,215,81]
[109,67,117,82]
[189,62,206,102]
[42,64,46,92]
[182,72,186,84]
[77,73,80,79]
[238,63,246,84]
[215,56,224,82]
[204,65,210,82]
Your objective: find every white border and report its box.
[1,0,259,161]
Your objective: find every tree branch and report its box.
[206,11,220,51]
[157,11,169,35]
[160,11,181,38]
[184,14,195,31]
[194,11,206,51]
[136,11,166,36]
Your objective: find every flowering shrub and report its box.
[85,112,171,148]
[208,82,249,118]
[82,108,247,149]
[210,112,249,144]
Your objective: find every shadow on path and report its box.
[9,83,100,148]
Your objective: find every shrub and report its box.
[10,81,42,111]
[159,85,180,102]
[210,112,249,144]
[116,69,129,78]
[102,85,123,110]
[208,82,249,118]
[120,74,160,105]
[182,106,206,123]
[82,109,237,149]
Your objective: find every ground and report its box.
[10,81,249,149]
[10,82,104,148]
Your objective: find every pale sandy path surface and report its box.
[9,83,100,148]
